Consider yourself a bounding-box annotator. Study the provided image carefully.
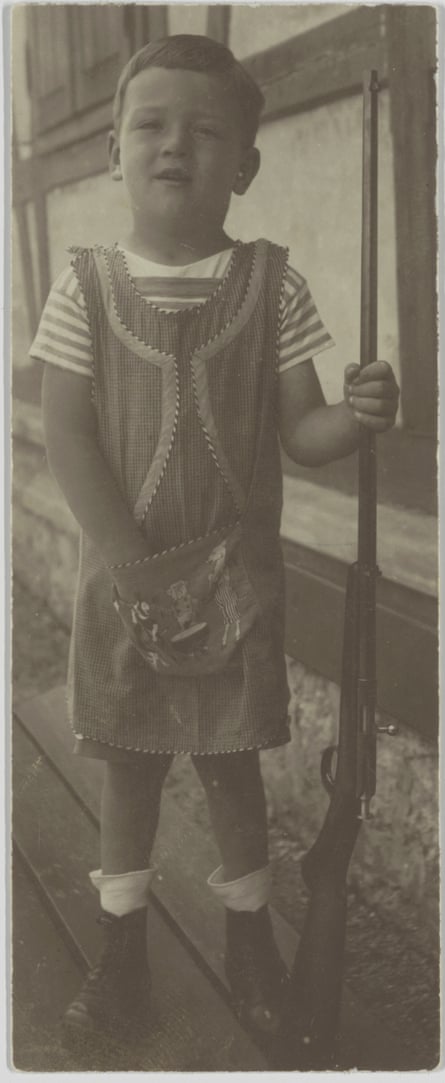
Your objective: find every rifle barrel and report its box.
[357,70,379,813]
[359,69,379,567]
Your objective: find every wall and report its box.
[226,89,400,402]
[229,3,358,53]
[47,173,130,278]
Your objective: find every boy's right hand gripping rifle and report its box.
[278,71,397,1070]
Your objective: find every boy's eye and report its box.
[137,120,162,131]
[193,125,220,139]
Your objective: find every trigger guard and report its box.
[321,745,337,795]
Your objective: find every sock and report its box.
[89,867,154,917]
[207,864,271,912]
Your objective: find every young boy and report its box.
[31,35,399,1047]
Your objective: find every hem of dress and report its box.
[72,719,291,759]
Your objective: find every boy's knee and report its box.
[190,753,217,789]
[191,750,261,792]
[105,754,173,790]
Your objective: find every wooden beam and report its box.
[206,5,231,44]
[148,5,169,40]
[132,4,169,44]
[34,191,51,307]
[282,539,438,742]
[387,6,437,436]
[12,131,39,338]
[13,203,39,339]
[13,129,108,204]
[28,101,113,160]
[260,44,387,123]
[243,5,389,120]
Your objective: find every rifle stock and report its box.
[277,72,381,1069]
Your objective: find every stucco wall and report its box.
[47,172,130,278]
[229,3,357,55]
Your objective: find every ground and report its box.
[11,576,441,1070]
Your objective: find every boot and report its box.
[63,908,151,1045]
[225,905,289,1036]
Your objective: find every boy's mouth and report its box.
[155,168,191,184]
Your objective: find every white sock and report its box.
[89,868,154,917]
[207,864,271,912]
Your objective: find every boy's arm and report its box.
[42,365,150,567]
[278,358,399,466]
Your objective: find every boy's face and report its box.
[109,67,260,241]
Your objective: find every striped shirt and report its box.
[30,246,334,376]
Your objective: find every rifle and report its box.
[278,71,397,1070]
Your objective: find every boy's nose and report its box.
[161,125,190,157]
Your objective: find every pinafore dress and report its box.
[68,238,291,758]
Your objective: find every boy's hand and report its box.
[344,360,399,432]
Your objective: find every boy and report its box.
[31,35,399,1048]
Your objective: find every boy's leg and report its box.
[63,755,173,1046]
[191,749,268,880]
[101,757,173,874]
[192,751,288,1036]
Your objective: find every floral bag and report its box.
[111,524,261,676]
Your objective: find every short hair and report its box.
[112,34,265,146]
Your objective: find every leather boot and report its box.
[63,908,151,1045]
[225,905,289,1036]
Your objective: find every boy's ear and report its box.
[108,131,122,181]
[232,146,260,196]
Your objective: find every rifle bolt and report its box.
[359,797,373,820]
[376,723,399,736]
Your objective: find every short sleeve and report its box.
[29,265,93,377]
[278,265,335,373]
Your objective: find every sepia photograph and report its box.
[10,1,439,1072]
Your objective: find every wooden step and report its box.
[13,851,86,1072]
[13,685,403,1069]
[13,721,267,1071]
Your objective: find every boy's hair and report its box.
[112,34,265,146]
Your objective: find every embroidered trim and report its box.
[192,239,268,362]
[93,241,266,370]
[107,522,239,569]
[185,239,270,517]
[133,358,180,525]
[117,240,243,318]
[72,715,291,756]
[92,247,182,525]
[93,248,175,364]
[277,248,290,378]
[275,247,290,423]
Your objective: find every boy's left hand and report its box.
[344,360,400,432]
